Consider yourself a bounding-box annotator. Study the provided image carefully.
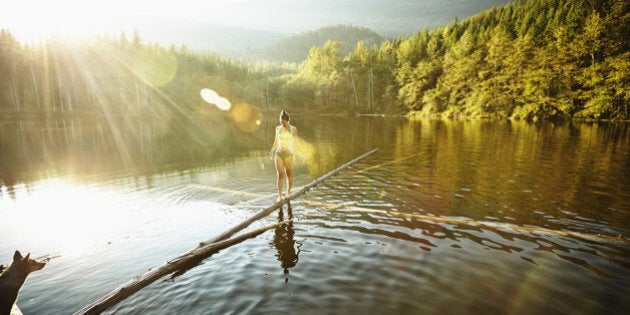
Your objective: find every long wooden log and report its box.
[73,148,379,314]
[192,147,379,248]
[73,219,292,315]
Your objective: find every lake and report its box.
[1,115,629,314]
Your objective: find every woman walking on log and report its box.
[270,110,299,202]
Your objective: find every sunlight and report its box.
[200,88,220,104]
[131,49,178,87]
[230,102,262,132]
[289,137,318,175]
[201,88,232,110]
[2,1,113,41]
[9,179,131,256]
[2,0,278,42]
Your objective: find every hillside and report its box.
[129,19,288,57]
[251,25,384,63]
[82,1,511,60]
[1,0,627,120]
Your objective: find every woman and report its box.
[269,110,299,202]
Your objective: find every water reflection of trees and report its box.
[389,119,630,229]
[272,204,301,282]
[3,115,628,228]
[0,115,380,192]
[0,116,269,190]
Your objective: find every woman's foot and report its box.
[276,196,283,203]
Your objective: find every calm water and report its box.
[1,116,629,314]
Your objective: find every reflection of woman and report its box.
[269,110,299,202]
[273,205,299,281]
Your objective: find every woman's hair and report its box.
[280,110,290,122]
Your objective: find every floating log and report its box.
[73,148,379,315]
[193,147,379,248]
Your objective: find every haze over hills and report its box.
[125,0,512,59]
[131,19,288,57]
[1,0,513,60]
[253,25,385,63]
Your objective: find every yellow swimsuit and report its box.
[276,125,295,160]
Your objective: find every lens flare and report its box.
[200,88,220,104]
[296,138,315,163]
[200,88,231,111]
[216,97,232,111]
[230,103,262,132]
[132,50,178,87]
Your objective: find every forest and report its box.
[255,24,384,63]
[0,0,628,121]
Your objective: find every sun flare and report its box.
[1,0,199,42]
[4,179,132,256]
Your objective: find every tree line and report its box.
[255,24,384,63]
[0,29,288,119]
[0,0,628,120]
[292,0,629,119]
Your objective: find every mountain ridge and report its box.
[118,0,512,59]
[251,24,384,63]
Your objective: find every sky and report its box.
[1,0,512,44]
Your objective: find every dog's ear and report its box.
[24,253,31,261]
[13,250,23,261]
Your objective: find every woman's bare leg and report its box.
[275,156,286,202]
[284,157,294,199]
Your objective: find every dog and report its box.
[0,251,46,315]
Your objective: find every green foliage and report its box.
[277,77,317,111]
[271,0,628,118]
[1,0,628,120]
[0,30,287,117]
[392,0,630,120]
[258,24,384,63]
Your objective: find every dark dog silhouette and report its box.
[0,251,46,315]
